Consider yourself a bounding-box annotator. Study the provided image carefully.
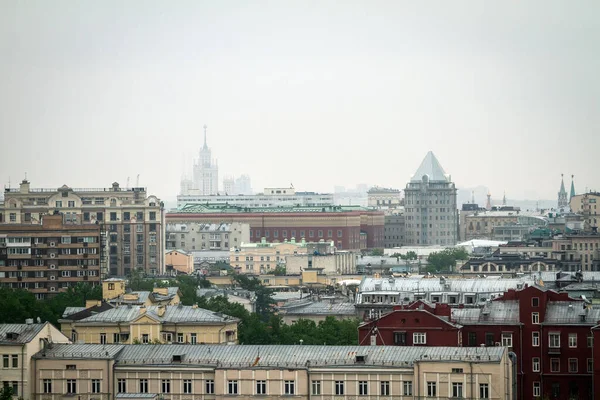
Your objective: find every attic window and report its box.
[6,332,19,340]
[172,354,183,363]
[66,365,77,370]
[355,355,366,364]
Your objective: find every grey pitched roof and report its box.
[35,344,505,367]
[543,301,600,325]
[62,307,86,318]
[76,305,237,324]
[33,344,125,359]
[0,323,48,345]
[451,300,520,325]
[359,277,534,295]
[411,151,448,182]
[116,395,157,399]
[114,345,505,367]
[283,301,356,316]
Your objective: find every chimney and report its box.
[25,318,34,325]
[139,306,146,315]
[157,305,166,317]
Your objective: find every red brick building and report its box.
[167,204,385,250]
[359,285,600,400]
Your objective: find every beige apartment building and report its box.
[552,233,600,271]
[166,222,249,252]
[59,304,239,345]
[0,322,70,400]
[570,192,600,231]
[0,214,102,300]
[0,180,164,276]
[230,238,340,275]
[165,250,194,275]
[31,344,513,400]
[285,251,356,275]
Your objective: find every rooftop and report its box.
[451,300,521,325]
[0,323,49,345]
[169,204,375,215]
[35,344,505,366]
[410,151,449,183]
[281,301,356,316]
[359,277,536,295]
[75,305,237,324]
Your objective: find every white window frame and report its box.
[501,333,513,347]
[569,333,577,348]
[256,380,266,395]
[532,332,540,347]
[452,382,463,398]
[358,381,368,396]
[311,380,321,395]
[228,380,238,395]
[549,333,561,348]
[183,379,192,394]
[532,357,540,372]
[335,381,345,395]
[284,380,295,395]
[403,380,413,396]
[532,312,540,324]
[413,332,426,344]
[533,382,541,397]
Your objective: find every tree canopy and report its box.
[426,248,469,273]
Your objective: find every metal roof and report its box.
[451,300,520,325]
[35,344,505,367]
[544,301,600,325]
[62,307,86,318]
[77,305,237,324]
[0,323,48,345]
[34,344,125,359]
[359,277,535,295]
[115,345,505,367]
[283,301,356,316]
[116,394,157,399]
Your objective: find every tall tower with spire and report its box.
[558,174,568,209]
[182,124,219,195]
[485,192,492,211]
[570,175,576,200]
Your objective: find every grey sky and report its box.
[1,1,598,201]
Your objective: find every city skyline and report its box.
[1,1,599,200]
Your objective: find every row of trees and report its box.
[0,272,360,346]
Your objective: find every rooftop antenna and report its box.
[126,177,130,188]
[136,174,140,187]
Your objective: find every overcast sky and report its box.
[1,1,598,201]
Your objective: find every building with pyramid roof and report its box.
[404,152,458,245]
[558,174,568,210]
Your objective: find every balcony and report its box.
[548,346,561,355]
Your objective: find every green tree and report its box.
[426,248,469,273]
[0,386,13,400]
[273,265,286,276]
[404,251,418,261]
[370,248,384,256]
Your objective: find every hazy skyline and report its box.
[1,1,598,201]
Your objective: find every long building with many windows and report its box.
[31,344,513,400]
[0,180,164,276]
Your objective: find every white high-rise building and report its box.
[181,126,219,196]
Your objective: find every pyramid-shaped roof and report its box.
[410,151,449,182]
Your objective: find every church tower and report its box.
[558,174,568,209]
[570,175,576,200]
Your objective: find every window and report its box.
[11,355,18,368]
[413,332,426,344]
[66,364,76,370]
[139,379,148,393]
[468,332,477,346]
[588,335,594,348]
[228,380,238,395]
[533,382,541,397]
[56,201,62,208]
[502,333,513,347]
[532,332,540,347]
[43,379,52,394]
[162,379,171,393]
[177,333,184,343]
[184,379,192,394]
[149,212,156,221]
[100,333,106,344]
[549,333,561,348]
[358,381,368,395]
[380,381,389,396]
[205,379,214,394]
[255,380,266,395]
[485,332,494,346]
[532,312,540,324]
[92,379,100,393]
[452,382,463,398]
[427,381,437,397]
[68,201,75,208]
[451,368,464,373]
[480,383,489,399]
[110,212,117,221]
[2,355,8,368]
[569,333,577,348]
[551,358,560,372]
[394,331,407,345]
[403,381,413,396]
[569,358,578,373]
[190,333,197,344]
[284,380,295,395]
[67,379,76,394]
[532,297,539,307]
[588,358,594,373]
[141,334,149,344]
[117,379,126,393]
[532,357,540,372]
[311,380,321,395]
[335,381,344,395]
